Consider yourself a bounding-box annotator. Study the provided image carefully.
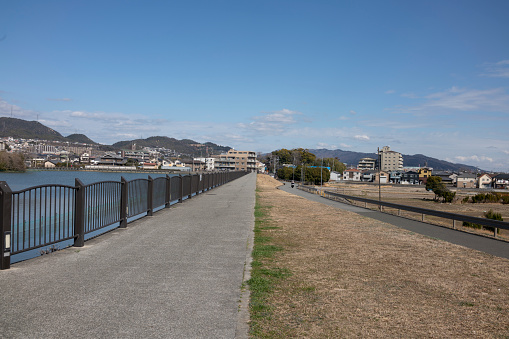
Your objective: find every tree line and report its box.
[260,148,346,184]
[0,151,26,172]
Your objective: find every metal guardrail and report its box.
[0,171,247,269]
[299,186,509,235]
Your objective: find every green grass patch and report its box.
[248,192,292,337]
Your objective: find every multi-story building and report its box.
[378,146,403,172]
[357,157,376,170]
[214,149,257,172]
[194,157,215,171]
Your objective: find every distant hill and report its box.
[66,133,98,144]
[113,136,231,156]
[0,117,67,141]
[309,148,480,172]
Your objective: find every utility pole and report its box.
[320,157,323,195]
[378,147,382,210]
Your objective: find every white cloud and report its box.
[47,98,72,102]
[338,116,349,121]
[340,143,352,148]
[393,87,509,114]
[481,60,509,78]
[354,134,370,141]
[242,109,302,135]
[317,142,337,149]
[455,155,493,163]
[424,87,509,112]
[349,110,357,115]
[385,90,395,94]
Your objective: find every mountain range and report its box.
[0,117,484,171]
[0,117,231,156]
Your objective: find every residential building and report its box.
[493,173,509,189]
[389,171,402,184]
[357,157,376,171]
[330,171,342,182]
[361,170,377,182]
[478,174,493,188]
[374,171,389,184]
[214,149,257,172]
[378,146,403,171]
[181,159,206,172]
[343,168,361,181]
[433,171,455,185]
[401,171,419,185]
[141,162,158,170]
[96,154,127,166]
[418,167,433,185]
[456,173,477,188]
[194,157,215,171]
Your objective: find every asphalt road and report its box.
[0,173,256,339]
[278,183,509,260]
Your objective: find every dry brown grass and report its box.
[253,174,509,338]
[326,183,509,240]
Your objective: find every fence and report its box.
[0,171,247,269]
[299,186,509,237]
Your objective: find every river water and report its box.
[0,170,175,191]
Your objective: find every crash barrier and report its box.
[0,171,247,269]
[299,186,509,238]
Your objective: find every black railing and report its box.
[0,171,247,269]
[299,186,509,236]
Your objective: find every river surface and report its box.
[0,170,176,191]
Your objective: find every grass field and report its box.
[249,174,509,338]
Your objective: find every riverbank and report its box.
[251,174,509,337]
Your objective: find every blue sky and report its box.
[1,1,509,171]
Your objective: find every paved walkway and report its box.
[0,173,256,339]
[279,183,509,260]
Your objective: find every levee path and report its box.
[0,173,256,338]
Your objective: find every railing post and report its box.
[74,179,85,247]
[452,219,456,230]
[188,174,193,199]
[147,176,153,216]
[120,177,128,228]
[179,175,183,203]
[0,181,12,270]
[165,174,171,208]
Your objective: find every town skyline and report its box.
[1,1,509,171]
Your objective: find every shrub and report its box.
[442,191,456,203]
[462,196,470,203]
[471,193,486,203]
[463,209,502,234]
[485,193,501,203]
[502,196,509,204]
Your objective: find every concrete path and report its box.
[279,183,509,260]
[0,173,256,339]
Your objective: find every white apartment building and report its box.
[378,146,403,171]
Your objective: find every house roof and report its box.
[494,173,509,180]
[457,173,477,179]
